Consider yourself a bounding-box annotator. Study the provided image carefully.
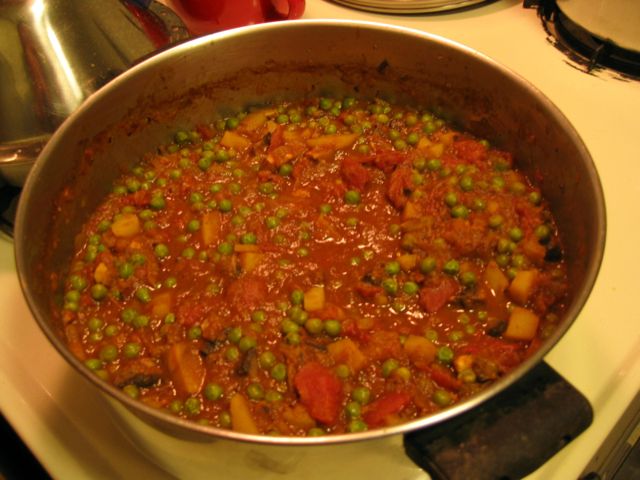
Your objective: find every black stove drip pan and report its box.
[530,0,640,79]
[404,361,593,480]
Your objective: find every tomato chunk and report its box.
[363,392,412,428]
[294,362,343,425]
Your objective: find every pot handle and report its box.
[403,361,593,480]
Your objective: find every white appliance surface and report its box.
[1,1,639,478]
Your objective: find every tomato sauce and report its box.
[58,97,568,436]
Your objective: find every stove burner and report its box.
[0,183,19,237]
[529,0,640,79]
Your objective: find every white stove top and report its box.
[2,1,640,479]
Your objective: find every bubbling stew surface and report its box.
[59,96,568,436]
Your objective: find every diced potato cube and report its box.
[402,201,420,220]
[304,286,325,312]
[239,252,263,273]
[151,291,173,318]
[454,354,474,373]
[522,239,546,263]
[327,338,367,372]
[165,342,205,396]
[504,307,540,341]
[111,213,140,238]
[428,143,444,158]
[220,131,251,151]
[416,137,432,150]
[201,212,221,246]
[397,254,418,272]
[240,109,275,131]
[484,261,509,295]
[282,404,316,430]
[403,335,437,367]
[508,269,539,304]
[93,262,112,285]
[230,394,259,434]
[306,133,359,149]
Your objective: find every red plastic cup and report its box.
[168,0,305,36]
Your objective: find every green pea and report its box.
[488,215,503,229]
[204,383,223,401]
[227,326,243,343]
[238,336,257,352]
[432,389,453,407]
[509,227,524,242]
[324,319,342,337]
[420,257,437,274]
[185,397,201,416]
[395,366,411,381]
[131,252,146,265]
[219,411,232,428]
[84,359,103,373]
[97,220,111,232]
[382,277,398,295]
[449,330,464,342]
[281,319,299,335]
[406,132,420,145]
[258,182,275,195]
[69,274,87,291]
[217,242,233,255]
[99,344,118,362]
[348,419,368,433]
[472,198,486,211]
[251,310,266,323]
[403,281,419,295]
[459,176,473,191]
[247,383,264,400]
[65,290,81,303]
[425,329,439,342]
[169,399,183,414]
[135,286,152,303]
[460,271,477,287]
[104,325,119,337]
[344,190,361,205]
[264,216,279,229]
[382,358,399,377]
[218,199,233,213]
[188,325,202,340]
[345,401,362,418]
[133,314,149,328]
[444,192,458,207]
[451,205,469,218]
[225,346,240,362]
[150,195,165,210]
[496,254,510,267]
[335,364,350,378]
[285,331,301,345]
[437,346,454,363]
[352,387,371,405]
[91,283,108,301]
[270,363,287,381]
[240,232,257,245]
[510,181,526,195]
[121,308,137,324]
[164,313,176,324]
[308,427,325,437]
[385,261,401,276]
[305,317,324,335]
[265,391,283,403]
[123,342,142,358]
[535,224,551,242]
[529,191,542,205]
[426,158,442,171]
[123,384,139,399]
[443,260,460,275]
[259,351,276,369]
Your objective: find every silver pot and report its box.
[14,20,605,452]
[0,0,188,186]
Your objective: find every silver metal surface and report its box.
[14,20,606,447]
[0,0,188,185]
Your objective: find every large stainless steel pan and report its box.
[14,20,605,449]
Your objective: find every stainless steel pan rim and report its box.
[14,19,606,446]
